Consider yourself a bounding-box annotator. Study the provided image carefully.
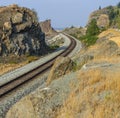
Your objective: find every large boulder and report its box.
[47,56,75,85]
[0,4,47,56]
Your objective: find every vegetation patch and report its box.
[70,19,101,47]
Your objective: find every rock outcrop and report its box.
[88,8,110,28]
[97,14,110,28]
[40,19,57,37]
[88,5,120,28]
[0,4,47,56]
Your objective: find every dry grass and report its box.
[99,29,120,47]
[57,66,120,118]
[56,29,120,118]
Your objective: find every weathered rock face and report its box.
[40,19,57,37]
[0,4,47,56]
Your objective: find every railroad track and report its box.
[0,34,76,98]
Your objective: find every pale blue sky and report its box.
[0,0,120,28]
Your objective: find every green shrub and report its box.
[80,19,100,46]
[86,19,100,36]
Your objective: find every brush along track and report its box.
[0,34,76,98]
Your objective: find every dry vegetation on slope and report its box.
[56,29,120,118]
[57,66,120,118]
[99,29,120,46]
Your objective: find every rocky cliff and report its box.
[40,19,57,37]
[0,4,47,56]
[88,7,110,28]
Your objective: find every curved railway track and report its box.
[0,34,76,98]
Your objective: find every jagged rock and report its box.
[0,4,47,56]
[14,21,32,33]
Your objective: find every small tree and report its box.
[99,6,101,10]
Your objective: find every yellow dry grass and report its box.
[109,36,120,47]
[57,29,120,118]
[99,29,120,47]
[57,61,120,118]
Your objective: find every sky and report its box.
[0,0,120,28]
